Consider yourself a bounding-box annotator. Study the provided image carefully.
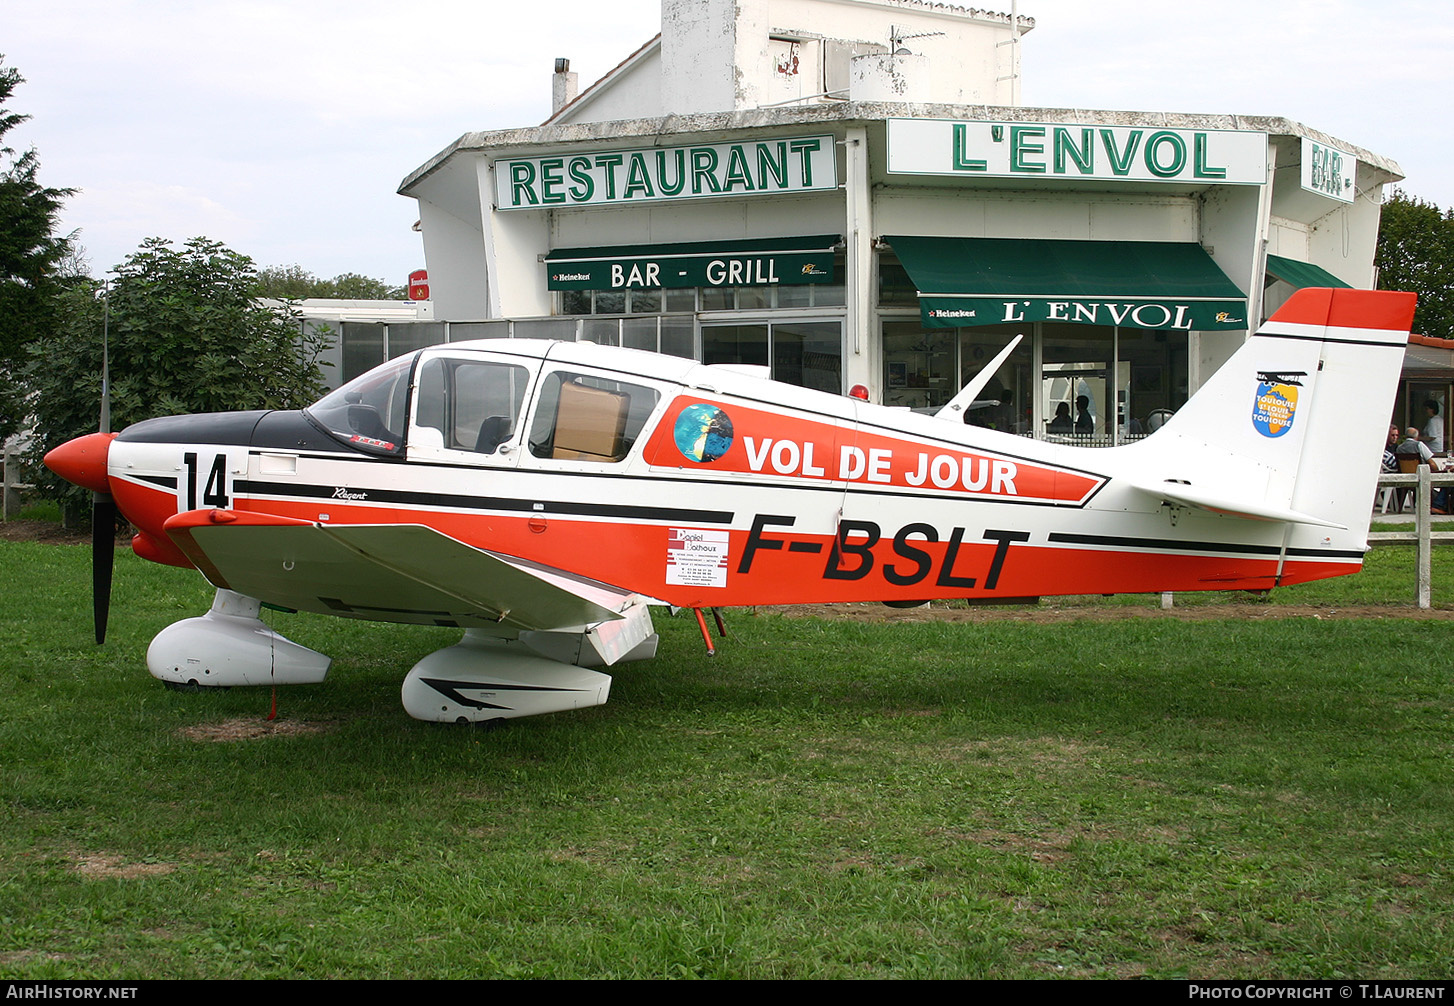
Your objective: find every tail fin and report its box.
[1134,288,1416,547]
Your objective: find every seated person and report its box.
[1396,427,1449,513]
[1397,428,1435,466]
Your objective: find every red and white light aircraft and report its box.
[45,287,1416,723]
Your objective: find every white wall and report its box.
[546,190,847,250]
[1197,180,1265,380]
[413,158,492,321]
[872,189,1201,243]
[660,0,768,115]
[1267,139,1387,290]
[1307,179,1385,290]
[488,195,554,319]
[761,0,1023,105]
[658,0,1024,114]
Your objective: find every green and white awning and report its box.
[1265,254,1352,290]
[546,235,839,291]
[886,235,1248,331]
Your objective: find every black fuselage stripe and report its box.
[237,479,733,524]
[1048,531,1362,560]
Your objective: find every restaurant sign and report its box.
[496,135,838,210]
[919,296,1248,331]
[1300,137,1355,204]
[886,119,1268,186]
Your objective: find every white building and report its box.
[394,0,1402,442]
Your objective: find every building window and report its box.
[881,318,1188,444]
[341,322,386,382]
[958,327,1033,435]
[876,254,917,308]
[389,322,444,357]
[703,321,842,393]
[447,321,509,341]
[772,321,842,395]
[882,323,954,410]
[702,324,768,368]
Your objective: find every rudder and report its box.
[1138,288,1415,547]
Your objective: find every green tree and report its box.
[1376,189,1454,339]
[0,55,74,441]
[25,237,332,507]
[255,264,405,300]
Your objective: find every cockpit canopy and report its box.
[304,354,413,456]
[304,346,665,464]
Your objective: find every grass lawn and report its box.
[1,535,1451,979]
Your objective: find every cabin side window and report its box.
[527,371,660,463]
[414,357,531,455]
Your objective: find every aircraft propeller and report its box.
[43,284,116,643]
[42,431,118,642]
[95,298,113,645]
[91,488,116,643]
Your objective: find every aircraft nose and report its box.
[44,432,117,493]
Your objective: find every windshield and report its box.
[304,354,416,456]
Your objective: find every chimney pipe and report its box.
[552,58,578,115]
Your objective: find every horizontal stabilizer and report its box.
[1130,480,1347,530]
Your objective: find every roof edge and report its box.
[399,104,1403,196]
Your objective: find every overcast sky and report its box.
[5,0,1450,287]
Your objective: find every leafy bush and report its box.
[24,237,333,508]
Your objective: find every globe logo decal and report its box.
[673,404,734,463]
[1251,374,1301,439]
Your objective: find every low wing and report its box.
[164,511,637,633]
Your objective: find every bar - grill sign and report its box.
[1300,137,1355,204]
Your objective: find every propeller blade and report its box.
[94,281,114,644]
[92,491,115,644]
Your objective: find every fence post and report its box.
[1418,464,1433,609]
[2,444,13,520]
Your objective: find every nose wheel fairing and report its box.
[146,589,332,688]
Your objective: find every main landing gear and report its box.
[146,588,658,722]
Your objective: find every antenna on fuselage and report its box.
[933,334,1024,422]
